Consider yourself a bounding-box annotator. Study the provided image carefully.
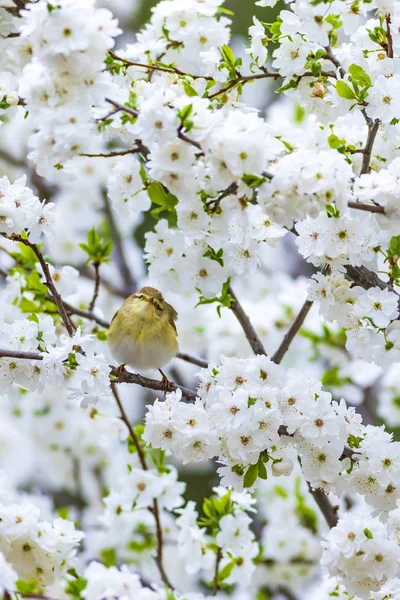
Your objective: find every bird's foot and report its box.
[115,364,126,379]
[159,369,170,395]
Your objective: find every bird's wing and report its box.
[166,301,178,333]
[111,308,120,324]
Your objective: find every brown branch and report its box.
[345,264,390,292]
[10,235,76,336]
[208,71,280,100]
[79,148,142,158]
[0,148,26,168]
[324,45,346,78]
[360,116,380,175]
[177,127,202,151]
[110,366,197,402]
[348,201,385,214]
[61,299,110,329]
[102,190,137,296]
[205,182,239,214]
[88,263,100,312]
[176,352,208,369]
[109,52,214,81]
[386,14,394,58]
[228,286,267,355]
[277,587,300,600]
[272,300,313,364]
[307,485,339,528]
[0,348,198,400]
[0,349,43,361]
[110,383,174,590]
[212,547,223,595]
[105,98,139,119]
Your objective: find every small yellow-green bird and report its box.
[108,287,179,382]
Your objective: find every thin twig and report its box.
[10,235,76,336]
[111,382,147,468]
[0,148,26,168]
[307,485,339,528]
[324,45,346,77]
[105,98,139,119]
[79,148,141,158]
[0,349,43,361]
[205,182,239,214]
[212,547,223,595]
[360,117,380,175]
[110,383,174,590]
[277,587,300,600]
[102,189,137,296]
[386,14,394,58]
[228,286,267,356]
[348,200,385,214]
[109,51,214,81]
[272,300,313,364]
[110,366,197,402]
[88,263,101,312]
[177,352,208,369]
[0,348,198,401]
[208,71,280,100]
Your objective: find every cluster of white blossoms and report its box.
[144,355,400,516]
[0,471,83,590]
[0,175,55,242]
[15,0,121,180]
[322,508,400,597]
[4,0,400,598]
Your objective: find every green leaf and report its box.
[79,227,113,265]
[349,64,372,88]
[101,547,117,567]
[348,434,363,449]
[182,81,198,97]
[217,559,236,582]
[258,458,267,480]
[203,245,224,267]
[220,44,235,67]
[0,95,10,110]
[19,297,39,313]
[327,133,346,149]
[243,462,259,488]
[364,528,373,539]
[242,174,266,188]
[65,577,87,599]
[388,235,400,258]
[17,580,42,594]
[335,81,356,100]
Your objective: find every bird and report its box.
[108,287,178,388]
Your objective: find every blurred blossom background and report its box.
[1,1,399,598]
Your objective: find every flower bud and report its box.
[272,458,294,477]
[6,92,19,107]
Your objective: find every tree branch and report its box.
[110,383,174,590]
[272,300,313,364]
[110,366,197,401]
[176,352,208,369]
[212,547,223,595]
[386,14,394,59]
[102,190,137,296]
[10,235,76,337]
[348,200,385,214]
[88,263,101,312]
[80,148,142,158]
[228,286,267,355]
[359,115,380,175]
[109,51,214,80]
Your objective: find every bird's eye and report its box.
[137,294,144,300]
